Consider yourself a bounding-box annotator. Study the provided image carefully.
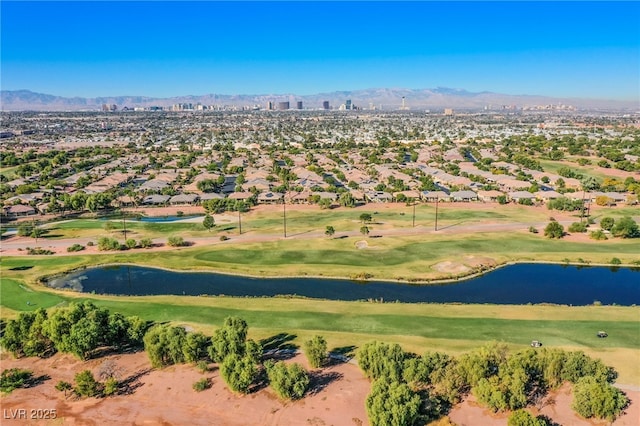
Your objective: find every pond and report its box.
[47,264,640,305]
[136,215,203,223]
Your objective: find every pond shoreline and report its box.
[39,258,640,289]
[42,262,640,305]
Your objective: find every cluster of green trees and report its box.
[358,341,628,426]
[1,302,148,360]
[97,236,153,251]
[202,198,253,214]
[546,197,583,212]
[143,316,315,400]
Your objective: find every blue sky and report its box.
[2,1,638,100]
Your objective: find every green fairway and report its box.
[1,275,639,382]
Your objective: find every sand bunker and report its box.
[355,240,368,249]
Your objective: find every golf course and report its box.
[2,203,639,384]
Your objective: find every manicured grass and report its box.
[2,232,639,283]
[1,276,639,382]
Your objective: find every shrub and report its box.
[572,376,628,421]
[220,235,229,241]
[528,226,538,234]
[544,221,564,239]
[167,236,186,247]
[27,247,54,255]
[193,378,211,392]
[610,257,622,265]
[265,361,310,400]
[139,238,153,248]
[125,238,137,249]
[97,236,122,251]
[589,230,607,240]
[518,198,534,206]
[611,217,640,238]
[568,222,587,233]
[74,370,100,397]
[103,377,119,396]
[196,360,210,373]
[304,335,328,369]
[508,409,547,426]
[86,241,94,246]
[599,217,615,231]
[55,380,73,397]
[67,243,85,252]
[1,368,33,394]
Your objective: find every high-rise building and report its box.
[322,101,330,110]
[266,101,273,110]
[278,101,290,110]
[296,101,303,110]
[345,99,352,110]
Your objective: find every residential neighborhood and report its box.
[1,110,639,221]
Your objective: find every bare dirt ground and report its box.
[0,351,369,426]
[449,383,639,426]
[1,351,637,426]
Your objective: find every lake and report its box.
[47,264,640,305]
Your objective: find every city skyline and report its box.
[1,1,638,101]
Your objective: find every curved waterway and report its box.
[47,264,640,305]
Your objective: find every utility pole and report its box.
[434,197,439,231]
[122,210,128,240]
[238,209,242,235]
[283,197,287,238]
[412,201,416,227]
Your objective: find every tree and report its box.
[319,198,332,209]
[220,353,258,394]
[202,214,215,232]
[74,370,100,397]
[365,378,421,426]
[1,368,33,394]
[358,341,406,382]
[182,332,210,363]
[508,410,547,426]
[208,316,249,362]
[55,380,73,398]
[265,361,310,400]
[324,226,335,238]
[611,217,639,238]
[125,238,137,249]
[304,335,328,368]
[359,213,373,223]
[544,221,564,239]
[600,217,615,231]
[572,376,628,421]
[360,226,370,237]
[143,325,187,368]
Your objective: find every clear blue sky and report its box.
[2,1,638,100]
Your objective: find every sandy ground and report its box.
[0,351,369,426]
[1,351,637,426]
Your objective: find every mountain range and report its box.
[1,88,637,112]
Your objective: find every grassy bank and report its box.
[3,232,639,283]
[1,277,639,383]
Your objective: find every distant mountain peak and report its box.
[1,88,637,111]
